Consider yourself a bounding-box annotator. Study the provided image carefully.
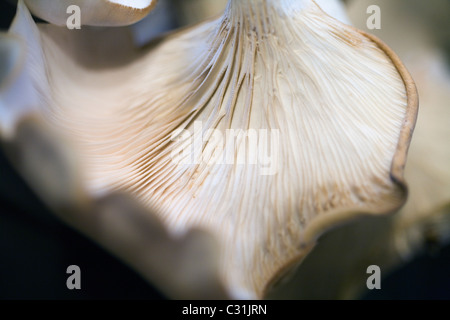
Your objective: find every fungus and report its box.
[271,0,449,299]
[0,0,417,299]
[23,0,157,27]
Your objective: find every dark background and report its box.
[1,0,449,300]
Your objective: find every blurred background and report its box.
[0,0,449,299]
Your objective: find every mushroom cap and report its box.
[0,35,22,89]
[24,0,157,27]
[0,32,40,139]
[2,0,418,298]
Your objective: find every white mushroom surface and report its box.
[24,0,157,26]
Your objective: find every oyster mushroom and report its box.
[347,1,450,255]
[271,0,449,299]
[1,0,417,299]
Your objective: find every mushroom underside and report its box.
[2,0,418,298]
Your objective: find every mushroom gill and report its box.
[3,0,417,298]
[347,0,450,260]
[270,0,449,300]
